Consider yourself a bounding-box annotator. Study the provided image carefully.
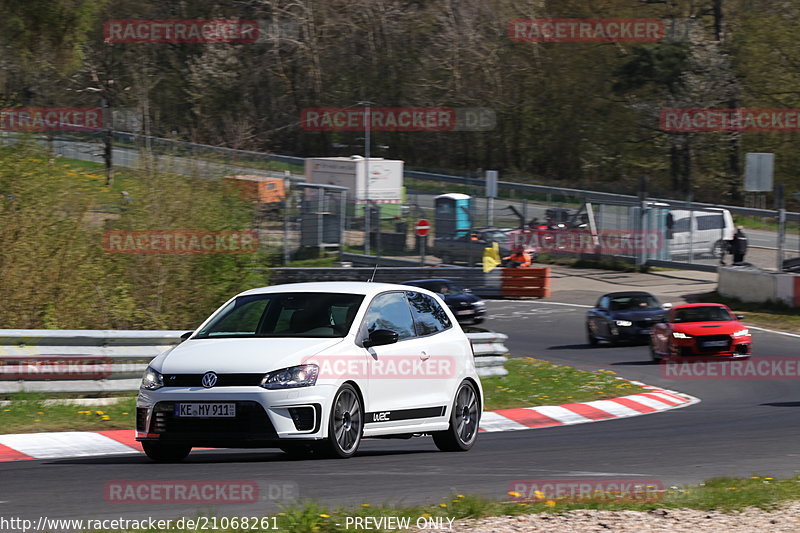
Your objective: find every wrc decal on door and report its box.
[365,406,446,423]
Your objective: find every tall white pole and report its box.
[359,101,373,255]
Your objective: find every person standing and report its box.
[731,226,748,264]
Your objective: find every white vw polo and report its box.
[136,281,483,460]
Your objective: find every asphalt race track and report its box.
[3,300,800,523]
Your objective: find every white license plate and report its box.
[175,403,236,418]
[456,310,475,316]
[702,341,728,348]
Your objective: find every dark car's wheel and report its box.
[316,383,363,459]
[141,441,192,462]
[711,239,726,258]
[586,325,598,346]
[433,380,480,452]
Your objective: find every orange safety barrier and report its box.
[501,267,551,298]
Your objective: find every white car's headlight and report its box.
[260,364,319,389]
[672,332,692,339]
[615,320,633,327]
[141,366,164,390]
[732,329,750,338]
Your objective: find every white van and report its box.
[666,208,735,257]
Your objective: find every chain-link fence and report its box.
[4,129,798,271]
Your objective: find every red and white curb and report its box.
[0,382,699,461]
[479,380,700,433]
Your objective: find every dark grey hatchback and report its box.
[586,291,670,346]
[402,279,486,325]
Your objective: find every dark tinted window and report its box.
[672,306,733,323]
[407,291,452,335]
[363,292,416,340]
[697,214,724,231]
[195,292,364,338]
[608,295,660,311]
[672,217,690,233]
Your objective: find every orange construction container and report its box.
[226,175,286,204]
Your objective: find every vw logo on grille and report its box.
[201,372,218,388]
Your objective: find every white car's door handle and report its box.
[420,351,430,361]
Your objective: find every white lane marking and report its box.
[487,300,800,339]
[479,411,530,432]
[583,400,642,418]
[625,395,676,410]
[748,326,800,339]
[645,392,685,405]
[531,405,592,425]
[486,300,592,308]
[0,432,139,459]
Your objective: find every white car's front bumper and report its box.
[136,384,336,445]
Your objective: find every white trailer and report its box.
[304,156,404,206]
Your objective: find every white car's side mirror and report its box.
[662,303,673,310]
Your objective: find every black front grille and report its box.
[696,334,732,352]
[149,401,277,442]
[163,373,264,387]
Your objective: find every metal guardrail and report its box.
[0,329,509,393]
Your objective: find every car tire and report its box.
[433,380,480,452]
[315,383,363,459]
[586,325,598,346]
[472,317,484,325]
[141,441,192,463]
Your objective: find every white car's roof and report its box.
[237,281,421,298]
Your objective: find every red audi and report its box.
[649,303,752,362]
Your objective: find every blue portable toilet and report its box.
[435,193,472,237]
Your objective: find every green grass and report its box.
[734,214,799,232]
[77,475,800,532]
[0,393,137,434]
[0,358,645,434]
[686,291,800,334]
[481,358,644,410]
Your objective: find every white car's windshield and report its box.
[195,292,365,338]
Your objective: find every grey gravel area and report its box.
[420,502,800,532]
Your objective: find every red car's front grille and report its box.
[694,334,732,353]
